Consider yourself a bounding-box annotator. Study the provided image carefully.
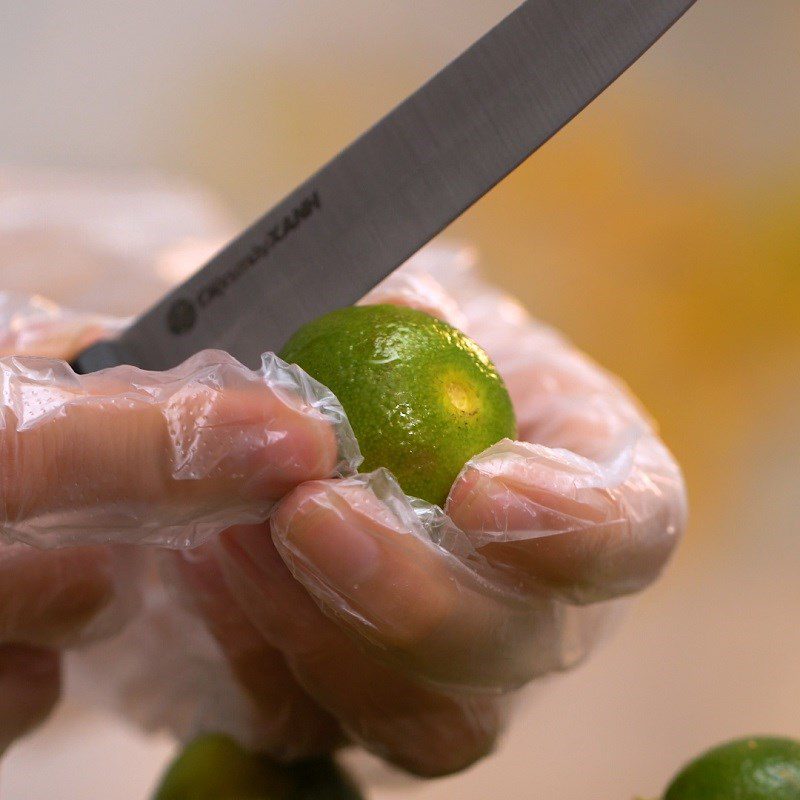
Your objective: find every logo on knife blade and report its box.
[166,190,322,336]
[167,298,197,335]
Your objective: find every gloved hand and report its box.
[0,170,685,779]
[0,293,358,755]
[162,247,687,777]
[0,245,685,778]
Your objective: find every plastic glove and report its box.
[0,293,358,755]
[1,168,685,778]
[163,246,687,776]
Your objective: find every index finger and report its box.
[0,351,357,548]
[269,471,606,692]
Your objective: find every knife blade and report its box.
[73,0,696,374]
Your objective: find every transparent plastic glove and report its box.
[168,246,687,777]
[0,168,232,754]
[0,294,359,755]
[0,296,135,753]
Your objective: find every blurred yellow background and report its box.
[2,1,799,798]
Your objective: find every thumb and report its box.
[0,350,357,548]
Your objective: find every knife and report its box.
[73,0,697,374]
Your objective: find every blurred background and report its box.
[1,1,799,797]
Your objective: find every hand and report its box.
[0,294,357,755]
[169,247,687,776]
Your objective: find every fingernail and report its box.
[276,500,382,592]
[272,483,455,648]
[219,523,332,654]
[449,448,610,540]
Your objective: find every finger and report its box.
[216,525,505,777]
[448,435,684,604]
[170,544,343,761]
[0,350,355,548]
[269,472,601,691]
[413,267,687,601]
[446,315,685,603]
[0,644,60,755]
[331,260,675,615]
[357,259,682,606]
[0,543,131,648]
